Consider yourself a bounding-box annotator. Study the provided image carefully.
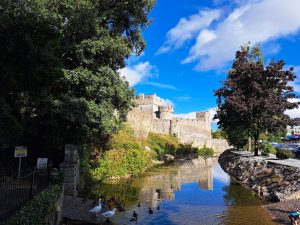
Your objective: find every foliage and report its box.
[276,149,295,159]
[260,143,277,156]
[177,143,199,156]
[224,126,249,149]
[146,133,179,158]
[215,44,299,156]
[198,146,214,157]
[0,0,155,150]
[6,179,63,225]
[91,126,151,181]
[92,148,151,181]
[212,129,226,139]
[145,133,202,158]
[260,131,285,143]
[108,126,141,151]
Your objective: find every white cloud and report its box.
[285,98,300,118]
[143,82,179,90]
[160,0,300,71]
[161,98,174,106]
[119,62,156,86]
[174,112,196,119]
[157,9,221,54]
[177,95,192,101]
[292,66,300,93]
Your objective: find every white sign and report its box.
[37,158,48,169]
[14,146,27,157]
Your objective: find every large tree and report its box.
[0,0,155,150]
[215,45,299,156]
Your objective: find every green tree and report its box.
[215,45,299,156]
[212,129,226,139]
[0,0,155,150]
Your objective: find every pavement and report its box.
[232,150,300,168]
[62,195,107,224]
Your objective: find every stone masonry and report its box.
[61,144,80,196]
[127,93,230,154]
[219,150,300,202]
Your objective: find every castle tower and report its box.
[159,105,173,120]
[196,111,211,131]
[135,93,163,118]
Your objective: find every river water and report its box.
[82,157,274,225]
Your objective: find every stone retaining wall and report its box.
[219,150,300,202]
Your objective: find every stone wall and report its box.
[62,144,80,196]
[219,150,300,202]
[127,108,230,153]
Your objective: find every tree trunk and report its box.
[254,131,259,156]
[254,139,259,156]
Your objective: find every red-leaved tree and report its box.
[215,45,299,156]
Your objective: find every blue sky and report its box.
[119,0,300,122]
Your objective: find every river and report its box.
[81,157,274,225]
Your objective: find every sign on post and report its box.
[14,146,27,177]
[37,158,48,170]
[14,146,27,157]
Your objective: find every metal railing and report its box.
[0,168,51,222]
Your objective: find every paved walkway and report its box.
[232,151,300,168]
[62,195,107,225]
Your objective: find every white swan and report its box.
[89,199,102,216]
[101,208,117,219]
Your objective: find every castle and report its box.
[127,93,229,154]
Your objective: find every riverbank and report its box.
[219,149,300,202]
[219,149,300,224]
[264,199,300,225]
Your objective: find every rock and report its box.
[145,146,151,152]
[163,154,175,162]
[218,150,300,202]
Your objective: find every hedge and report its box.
[6,178,63,225]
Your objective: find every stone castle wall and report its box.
[127,93,230,154]
[127,108,230,154]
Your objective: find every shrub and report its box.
[108,126,141,151]
[260,143,277,156]
[276,149,295,159]
[145,133,179,159]
[6,179,63,225]
[198,146,214,157]
[92,148,151,181]
[177,143,198,156]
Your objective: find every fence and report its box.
[0,168,51,222]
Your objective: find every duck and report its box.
[116,202,125,212]
[148,207,153,214]
[133,210,138,219]
[102,208,117,220]
[130,217,137,222]
[89,199,102,216]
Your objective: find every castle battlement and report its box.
[136,93,164,107]
[160,105,173,112]
[127,93,230,154]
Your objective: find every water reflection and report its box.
[139,158,216,209]
[81,157,273,225]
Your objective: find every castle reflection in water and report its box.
[139,157,216,208]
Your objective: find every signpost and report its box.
[14,146,27,177]
[37,158,48,170]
